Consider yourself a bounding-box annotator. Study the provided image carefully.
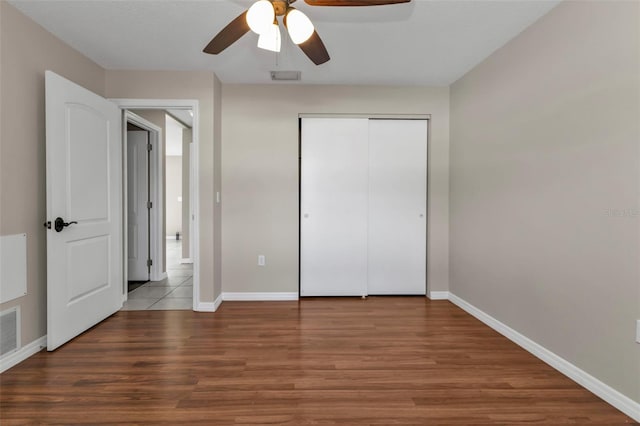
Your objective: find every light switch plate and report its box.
[636,320,640,344]
[258,255,265,266]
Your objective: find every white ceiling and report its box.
[9,0,560,86]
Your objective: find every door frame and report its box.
[112,99,200,310]
[297,113,431,297]
[124,111,164,298]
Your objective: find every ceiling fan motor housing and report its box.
[272,0,289,16]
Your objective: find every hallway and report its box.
[121,239,193,310]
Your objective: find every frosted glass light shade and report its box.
[286,9,314,44]
[247,0,275,35]
[257,22,281,52]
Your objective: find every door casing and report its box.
[114,100,200,311]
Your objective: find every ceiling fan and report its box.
[203,0,411,65]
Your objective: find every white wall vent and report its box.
[0,307,20,356]
[270,71,301,81]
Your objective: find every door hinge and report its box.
[147,143,152,152]
[147,259,153,267]
[147,201,152,209]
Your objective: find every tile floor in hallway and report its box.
[121,239,193,311]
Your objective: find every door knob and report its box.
[54,217,78,232]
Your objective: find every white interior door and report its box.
[127,130,149,281]
[45,71,122,351]
[300,118,369,297]
[367,119,427,295]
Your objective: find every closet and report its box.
[300,117,428,297]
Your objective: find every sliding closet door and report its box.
[367,119,428,295]
[300,118,369,296]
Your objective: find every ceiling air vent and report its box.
[270,71,301,81]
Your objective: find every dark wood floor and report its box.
[0,297,635,425]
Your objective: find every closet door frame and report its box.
[298,114,431,297]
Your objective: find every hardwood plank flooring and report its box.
[0,297,636,424]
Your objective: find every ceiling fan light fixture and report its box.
[285,8,314,44]
[257,20,282,52]
[247,0,275,35]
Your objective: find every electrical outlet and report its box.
[258,255,265,266]
[636,320,640,344]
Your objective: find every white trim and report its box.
[222,292,299,301]
[0,336,46,373]
[298,113,431,120]
[180,258,193,264]
[214,293,223,310]
[121,110,128,299]
[427,291,450,300]
[112,99,197,110]
[448,293,640,422]
[195,294,222,312]
[214,294,224,311]
[111,99,200,312]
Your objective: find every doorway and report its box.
[44,72,204,351]
[113,100,200,311]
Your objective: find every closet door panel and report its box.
[300,118,369,296]
[368,119,428,295]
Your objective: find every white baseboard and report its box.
[213,293,223,310]
[222,292,299,301]
[0,335,46,373]
[180,258,193,264]
[193,302,214,312]
[194,294,223,312]
[427,291,450,300]
[448,293,640,422]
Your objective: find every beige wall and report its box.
[165,156,182,237]
[0,2,106,345]
[105,71,221,303]
[182,128,192,259]
[450,0,640,403]
[221,85,450,294]
[213,76,223,299]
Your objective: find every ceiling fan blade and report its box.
[305,0,410,6]
[297,30,330,65]
[203,11,250,55]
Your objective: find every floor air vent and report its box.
[0,307,19,356]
